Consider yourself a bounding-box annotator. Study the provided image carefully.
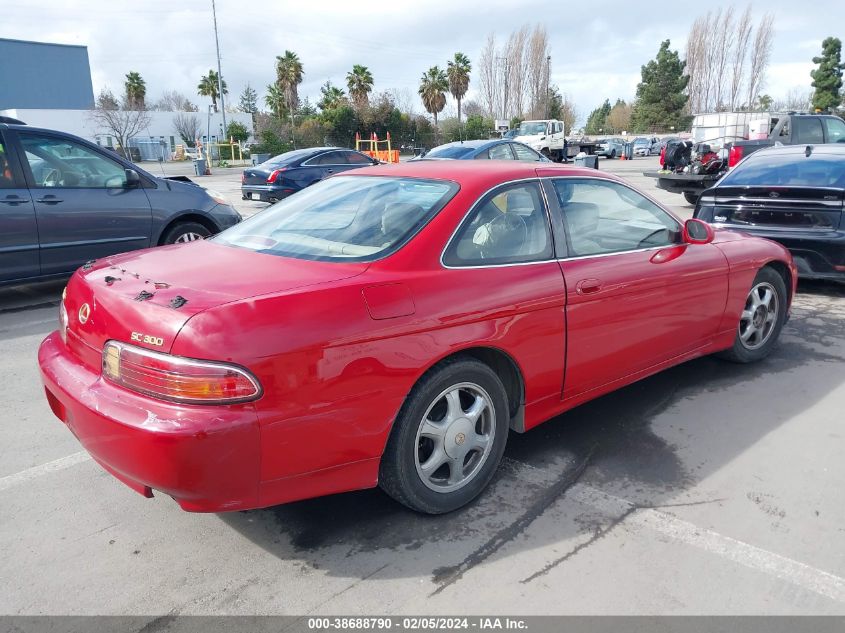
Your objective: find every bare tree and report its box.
[526,26,550,118]
[710,8,734,110]
[684,16,706,113]
[773,88,812,112]
[559,93,578,135]
[89,106,151,160]
[153,90,198,112]
[729,6,753,109]
[478,34,497,118]
[746,13,774,111]
[172,113,201,145]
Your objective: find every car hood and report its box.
[63,240,368,359]
[514,134,543,144]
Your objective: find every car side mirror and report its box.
[684,218,714,244]
[124,168,141,188]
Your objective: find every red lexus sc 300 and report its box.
[39,162,796,514]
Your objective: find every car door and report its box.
[299,150,349,185]
[545,176,729,399]
[511,143,545,162]
[0,130,39,282]
[16,131,152,276]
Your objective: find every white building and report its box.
[0,108,254,161]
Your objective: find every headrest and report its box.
[382,202,423,238]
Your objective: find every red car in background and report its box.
[38,161,796,515]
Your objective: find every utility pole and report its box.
[211,0,227,144]
[546,55,551,119]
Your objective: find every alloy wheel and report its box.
[739,281,779,350]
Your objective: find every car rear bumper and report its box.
[714,225,845,280]
[38,332,262,512]
[241,184,295,202]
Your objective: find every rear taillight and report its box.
[728,145,743,168]
[102,341,261,405]
[267,168,286,183]
[659,147,666,166]
[241,173,246,183]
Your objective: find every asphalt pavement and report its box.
[1,156,843,616]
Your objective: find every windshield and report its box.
[518,122,547,135]
[423,145,475,159]
[215,176,458,262]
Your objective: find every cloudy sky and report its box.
[2,0,840,124]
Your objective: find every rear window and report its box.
[424,145,475,159]
[720,152,845,188]
[265,148,321,165]
[215,176,458,262]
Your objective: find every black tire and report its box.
[541,148,553,161]
[718,266,788,364]
[683,191,700,204]
[610,149,617,159]
[379,357,510,514]
[161,221,212,245]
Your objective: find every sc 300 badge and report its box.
[131,332,165,347]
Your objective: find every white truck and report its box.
[512,119,601,162]
[513,119,566,161]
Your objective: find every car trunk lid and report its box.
[707,185,844,230]
[63,241,367,369]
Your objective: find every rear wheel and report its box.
[379,357,509,514]
[161,221,212,245]
[718,267,787,363]
[683,191,700,204]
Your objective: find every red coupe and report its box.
[38,161,796,514]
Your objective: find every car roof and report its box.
[751,143,845,157]
[339,159,621,188]
[428,139,499,150]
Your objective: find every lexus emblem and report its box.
[455,432,466,446]
[769,191,780,198]
[78,303,90,324]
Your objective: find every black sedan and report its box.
[694,144,845,281]
[241,147,379,203]
[414,139,550,162]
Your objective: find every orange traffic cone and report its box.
[620,149,627,160]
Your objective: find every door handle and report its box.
[36,195,63,204]
[576,278,602,295]
[325,169,334,174]
[0,195,26,205]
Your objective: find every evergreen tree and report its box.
[810,37,844,112]
[238,84,258,114]
[584,99,611,135]
[630,40,689,132]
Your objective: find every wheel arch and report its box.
[156,213,219,246]
[762,259,794,306]
[403,345,527,434]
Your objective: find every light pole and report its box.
[211,0,227,143]
[546,55,551,119]
[207,105,212,163]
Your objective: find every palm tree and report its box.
[265,84,285,120]
[346,64,374,110]
[447,52,471,126]
[124,71,146,109]
[275,50,304,115]
[419,66,448,142]
[198,70,227,112]
[318,81,347,111]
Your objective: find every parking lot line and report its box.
[502,458,845,605]
[0,451,90,492]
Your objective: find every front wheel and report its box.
[379,358,510,514]
[161,221,212,245]
[683,191,700,204]
[610,149,617,159]
[718,267,787,363]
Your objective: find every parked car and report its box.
[40,161,795,515]
[596,137,626,158]
[632,137,651,156]
[694,144,845,281]
[240,147,379,203]
[412,139,550,162]
[0,121,241,286]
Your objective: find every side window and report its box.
[344,151,373,164]
[311,151,347,165]
[553,179,680,257]
[443,181,553,266]
[823,118,845,143]
[0,137,16,189]
[778,120,790,139]
[794,118,824,144]
[487,144,515,160]
[19,133,127,188]
[512,144,542,162]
